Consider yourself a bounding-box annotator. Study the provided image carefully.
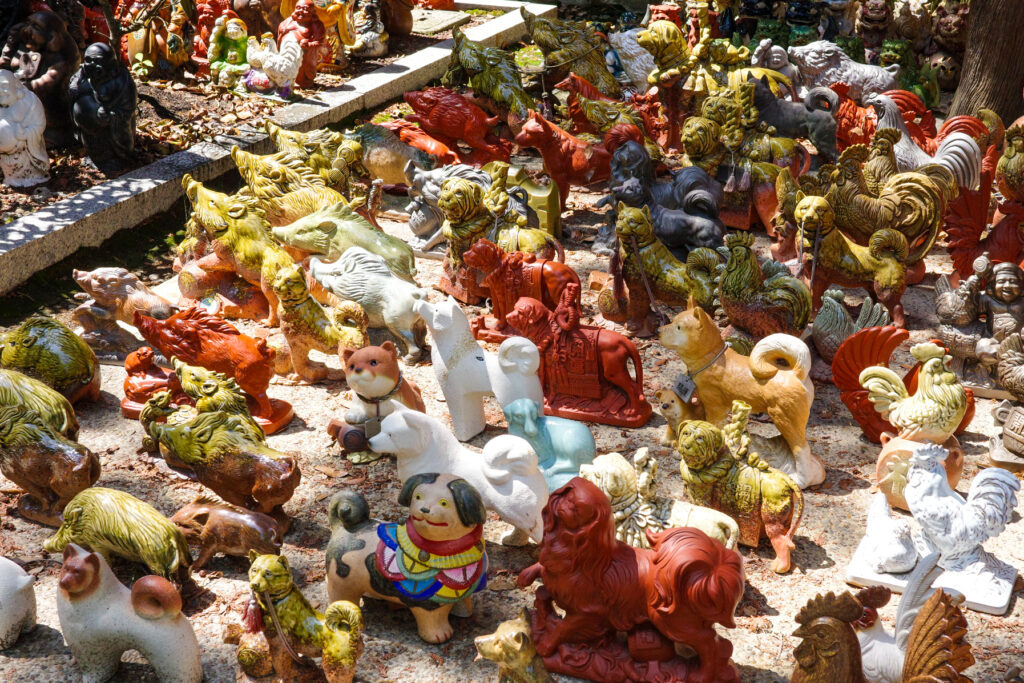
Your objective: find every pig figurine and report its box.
[0,556,36,649]
[170,496,282,569]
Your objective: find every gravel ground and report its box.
[1,185,1022,682]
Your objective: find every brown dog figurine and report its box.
[170,496,282,569]
[327,342,425,462]
[0,406,101,527]
[659,302,824,488]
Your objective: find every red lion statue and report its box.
[518,477,745,683]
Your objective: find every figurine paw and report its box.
[501,527,530,546]
[417,621,454,644]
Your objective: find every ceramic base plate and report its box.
[847,537,1017,615]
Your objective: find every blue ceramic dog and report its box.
[503,398,596,491]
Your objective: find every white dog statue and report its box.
[0,69,49,188]
[0,556,35,650]
[787,40,900,102]
[413,296,543,441]
[309,249,430,361]
[56,544,202,682]
[368,409,548,543]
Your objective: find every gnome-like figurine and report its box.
[69,43,137,175]
[0,68,49,186]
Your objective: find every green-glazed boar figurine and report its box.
[0,367,79,438]
[43,487,193,588]
[0,317,101,404]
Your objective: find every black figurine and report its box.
[69,42,137,174]
[750,74,839,164]
[0,10,80,147]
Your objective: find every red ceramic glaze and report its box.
[121,347,190,418]
[380,119,459,165]
[832,326,975,443]
[513,110,612,210]
[277,0,327,88]
[505,284,652,428]
[463,239,580,343]
[192,0,232,75]
[404,87,511,165]
[132,308,293,433]
[517,478,744,683]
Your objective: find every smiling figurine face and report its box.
[399,473,486,543]
[991,264,1024,304]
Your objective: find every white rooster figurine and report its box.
[904,443,1019,574]
[859,342,967,443]
[244,32,303,97]
[864,93,981,189]
[859,493,918,575]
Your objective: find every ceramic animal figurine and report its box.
[475,610,551,683]
[368,411,548,543]
[171,496,282,569]
[309,250,427,361]
[0,556,35,650]
[0,367,78,438]
[230,145,347,227]
[793,194,910,328]
[404,87,510,165]
[0,69,48,187]
[56,544,201,683]
[464,239,580,343]
[751,75,838,163]
[72,267,176,358]
[0,10,80,147]
[0,405,100,527]
[792,558,975,682]
[180,174,298,326]
[654,386,704,446]
[0,316,100,404]
[676,402,804,573]
[413,297,543,441]
[344,122,437,186]
[268,264,369,382]
[133,307,291,429]
[810,288,891,371]
[347,0,387,58]
[229,552,364,683]
[326,474,487,642]
[607,29,655,92]
[277,0,328,87]
[831,326,976,443]
[119,346,188,418]
[659,302,824,487]
[139,360,301,527]
[874,434,964,511]
[787,40,900,102]
[512,110,612,210]
[264,122,364,191]
[580,448,739,550]
[574,95,661,160]
[517,478,745,683]
[272,201,416,282]
[441,27,534,121]
[716,230,812,339]
[503,398,595,491]
[403,162,494,248]
[244,31,303,97]
[69,43,137,174]
[859,341,969,443]
[326,342,426,462]
[509,286,653,429]
[847,442,1020,615]
[44,488,193,588]
[521,7,619,98]
[381,119,458,165]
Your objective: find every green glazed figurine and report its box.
[0,317,100,404]
[520,7,621,99]
[0,367,79,438]
[43,487,194,588]
[441,27,535,121]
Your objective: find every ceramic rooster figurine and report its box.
[859,342,968,443]
[905,443,1020,576]
[810,289,890,367]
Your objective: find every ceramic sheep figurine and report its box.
[503,398,595,491]
[0,556,35,650]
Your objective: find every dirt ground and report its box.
[1,177,1023,682]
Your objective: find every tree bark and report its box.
[949,0,1024,123]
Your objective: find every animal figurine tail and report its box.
[328,490,373,533]
[131,576,183,620]
[324,601,364,638]
[749,334,811,383]
[480,436,540,485]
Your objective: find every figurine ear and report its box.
[617,200,626,213]
[641,205,651,220]
[342,347,355,364]
[278,555,289,571]
[248,549,260,562]
[227,204,247,219]
[20,334,36,347]
[380,340,397,357]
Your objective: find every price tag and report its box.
[674,373,696,403]
[363,416,382,439]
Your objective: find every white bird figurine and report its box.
[860,492,918,575]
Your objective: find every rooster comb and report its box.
[795,591,863,625]
[871,128,903,147]
[838,144,869,165]
[909,341,945,362]
[724,231,754,249]
[910,442,949,465]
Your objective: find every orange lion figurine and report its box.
[517,477,744,683]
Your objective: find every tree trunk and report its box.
[949,0,1024,123]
